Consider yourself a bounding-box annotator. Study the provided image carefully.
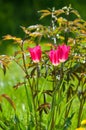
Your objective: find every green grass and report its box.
[0,63,86,130]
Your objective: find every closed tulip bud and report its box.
[58,44,70,62]
[49,49,60,66]
[29,45,42,63]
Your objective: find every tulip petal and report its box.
[29,45,42,63]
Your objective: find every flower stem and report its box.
[77,99,84,127]
[20,40,31,88]
[50,66,57,130]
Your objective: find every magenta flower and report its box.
[29,45,42,63]
[49,44,70,66]
[58,44,70,62]
[49,49,60,66]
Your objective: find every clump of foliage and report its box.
[0,5,86,130]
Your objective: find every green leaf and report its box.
[63,113,75,130]
[0,120,8,130]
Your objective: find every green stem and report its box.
[24,81,30,127]
[36,63,39,108]
[50,66,57,130]
[39,112,42,130]
[20,40,31,88]
[77,100,84,127]
[34,63,40,130]
[50,93,56,130]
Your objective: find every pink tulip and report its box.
[58,44,70,62]
[29,45,42,63]
[49,49,60,66]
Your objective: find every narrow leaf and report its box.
[1,94,16,110]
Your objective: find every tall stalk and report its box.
[35,63,40,130]
[50,66,57,130]
[77,98,85,127]
[20,40,31,88]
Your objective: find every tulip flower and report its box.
[49,49,60,66]
[58,44,70,62]
[29,45,42,63]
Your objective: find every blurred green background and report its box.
[0,0,86,54]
